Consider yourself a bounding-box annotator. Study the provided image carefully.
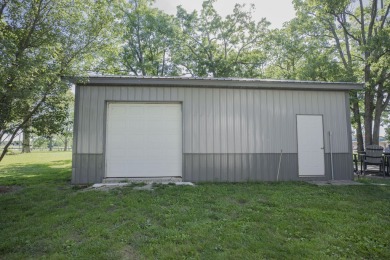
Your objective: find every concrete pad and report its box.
[86,180,195,192]
[92,183,130,188]
[175,182,195,186]
[133,183,154,191]
[103,177,183,184]
[306,180,363,186]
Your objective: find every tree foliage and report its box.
[108,0,389,149]
[119,0,179,76]
[174,0,270,77]
[0,0,115,161]
[267,0,390,150]
[264,18,347,81]
[106,0,271,78]
[1,0,389,162]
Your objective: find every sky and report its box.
[153,0,296,28]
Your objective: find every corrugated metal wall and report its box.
[76,86,349,155]
[72,85,353,183]
[183,153,353,182]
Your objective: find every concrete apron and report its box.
[103,177,183,184]
[306,180,363,186]
[89,177,195,191]
[92,178,366,189]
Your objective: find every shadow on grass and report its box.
[0,159,72,186]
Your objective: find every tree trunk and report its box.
[364,65,374,146]
[364,99,374,146]
[22,119,31,153]
[48,137,53,151]
[22,131,31,153]
[64,137,68,151]
[373,113,381,145]
[0,94,47,162]
[352,94,364,151]
[373,85,384,145]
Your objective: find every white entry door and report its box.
[106,103,182,178]
[297,115,325,176]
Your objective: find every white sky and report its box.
[153,0,296,28]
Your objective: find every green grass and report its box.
[1,152,390,259]
[356,175,390,185]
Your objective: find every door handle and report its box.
[320,147,324,150]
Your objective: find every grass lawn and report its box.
[1,152,390,259]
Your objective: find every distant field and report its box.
[0,146,71,155]
[0,152,389,259]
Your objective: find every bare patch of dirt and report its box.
[0,185,22,194]
[121,245,143,260]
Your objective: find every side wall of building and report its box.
[72,85,353,184]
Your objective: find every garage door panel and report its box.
[150,119,179,127]
[144,139,178,149]
[127,124,146,134]
[127,138,147,148]
[106,103,182,178]
[111,165,180,177]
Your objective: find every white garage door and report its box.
[106,103,182,178]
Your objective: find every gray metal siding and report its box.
[324,153,353,180]
[76,86,349,154]
[72,84,353,184]
[183,153,352,182]
[72,154,104,184]
[72,152,353,184]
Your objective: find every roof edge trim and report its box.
[67,76,363,91]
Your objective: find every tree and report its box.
[114,0,179,76]
[174,0,270,77]
[55,91,74,151]
[292,0,390,151]
[265,18,347,81]
[22,119,31,153]
[31,89,74,148]
[0,0,115,162]
[32,136,49,149]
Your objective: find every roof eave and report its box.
[69,76,363,91]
